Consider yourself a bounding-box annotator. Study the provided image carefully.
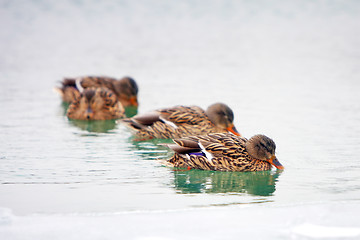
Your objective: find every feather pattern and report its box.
[56,76,139,107]
[67,87,124,120]
[122,103,240,140]
[166,133,280,172]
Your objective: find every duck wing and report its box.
[96,88,124,119]
[158,105,207,125]
[166,133,248,171]
[80,76,116,90]
[172,133,245,158]
[122,112,161,131]
[122,105,205,130]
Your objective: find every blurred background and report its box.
[1,0,360,239]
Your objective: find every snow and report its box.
[1,202,360,240]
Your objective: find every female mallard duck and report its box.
[122,103,241,140]
[164,133,284,171]
[67,87,124,120]
[56,76,139,107]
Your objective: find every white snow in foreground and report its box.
[292,223,360,238]
[0,202,359,240]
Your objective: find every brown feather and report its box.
[133,112,161,125]
[122,103,240,140]
[165,133,281,172]
[166,144,199,154]
[173,139,200,148]
[57,76,138,107]
[67,87,124,120]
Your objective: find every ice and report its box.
[1,202,360,240]
[0,208,13,226]
[292,223,360,238]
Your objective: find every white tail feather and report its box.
[159,116,178,129]
[75,78,84,92]
[199,142,213,162]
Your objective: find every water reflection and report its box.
[172,170,282,196]
[59,101,137,118]
[59,102,70,115]
[68,119,117,133]
[129,139,173,160]
[128,138,283,197]
[59,103,137,133]
[124,106,138,117]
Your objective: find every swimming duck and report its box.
[56,78,81,103]
[164,133,284,172]
[122,103,241,140]
[66,87,124,120]
[56,76,139,107]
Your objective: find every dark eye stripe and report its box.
[259,141,271,152]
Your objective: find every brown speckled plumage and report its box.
[122,103,240,140]
[165,133,283,172]
[56,76,139,107]
[67,87,124,120]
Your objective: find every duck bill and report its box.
[129,96,138,107]
[227,124,241,136]
[85,106,94,120]
[269,156,284,170]
[86,106,93,113]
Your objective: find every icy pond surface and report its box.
[1,0,360,239]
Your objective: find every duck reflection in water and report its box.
[67,119,118,133]
[58,103,117,133]
[129,139,174,160]
[59,103,137,133]
[172,170,282,196]
[60,103,137,119]
[124,106,138,118]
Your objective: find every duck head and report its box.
[205,103,241,136]
[113,77,139,107]
[245,135,284,170]
[83,88,96,119]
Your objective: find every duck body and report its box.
[56,78,80,103]
[165,133,284,172]
[122,103,240,140]
[67,87,124,120]
[56,76,139,107]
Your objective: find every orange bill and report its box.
[227,124,241,136]
[129,96,138,107]
[269,156,284,170]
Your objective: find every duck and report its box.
[121,103,241,140]
[56,76,139,107]
[56,78,81,103]
[66,87,125,120]
[164,133,284,172]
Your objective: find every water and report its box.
[1,0,360,239]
